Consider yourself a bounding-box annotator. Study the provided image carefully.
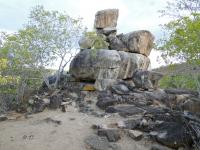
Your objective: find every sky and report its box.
[0,0,170,68]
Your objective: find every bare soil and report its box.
[0,106,152,150]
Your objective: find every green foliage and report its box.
[0,5,84,112]
[27,5,84,68]
[85,31,109,49]
[159,75,199,90]
[84,31,109,57]
[157,13,200,64]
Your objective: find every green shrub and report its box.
[159,75,199,90]
[85,31,109,49]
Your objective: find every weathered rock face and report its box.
[109,30,154,56]
[118,51,150,79]
[69,49,121,81]
[69,49,150,90]
[121,30,154,56]
[132,70,164,89]
[94,9,119,29]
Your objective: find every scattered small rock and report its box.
[69,117,75,121]
[0,115,8,122]
[97,129,121,142]
[43,117,62,125]
[49,94,63,109]
[84,135,121,150]
[105,105,144,117]
[128,130,143,141]
[22,134,34,140]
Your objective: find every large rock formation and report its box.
[70,49,150,81]
[69,9,157,90]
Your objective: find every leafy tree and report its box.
[157,13,200,64]
[1,6,84,90]
[157,0,200,64]
[0,5,85,110]
[157,0,200,96]
[26,5,84,88]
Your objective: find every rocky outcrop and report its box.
[70,49,150,81]
[72,8,157,90]
[69,49,150,90]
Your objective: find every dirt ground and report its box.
[0,106,152,150]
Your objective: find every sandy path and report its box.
[0,106,150,150]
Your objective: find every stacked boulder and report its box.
[70,9,159,91]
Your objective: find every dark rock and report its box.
[32,99,47,113]
[108,35,127,51]
[144,89,172,106]
[110,83,130,95]
[96,27,117,36]
[132,70,164,90]
[114,93,152,106]
[96,90,154,110]
[180,99,200,113]
[61,105,66,112]
[0,115,8,122]
[151,122,192,149]
[164,88,199,97]
[49,94,63,109]
[97,129,121,142]
[96,91,117,109]
[84,135,121,150]
[124,119,141,129]
[39,74,68,92]
[105,105,144,117]
[43,117,62,125]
